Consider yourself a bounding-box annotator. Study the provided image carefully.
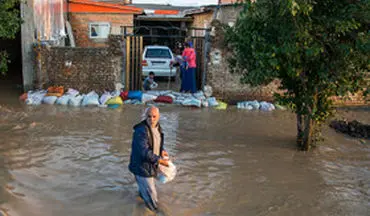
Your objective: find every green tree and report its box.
[0,0,21,75]
[226,0,369,150]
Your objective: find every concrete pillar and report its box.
[21,0,36,91]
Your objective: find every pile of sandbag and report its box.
[140,90,227,109]
[20,85,229,109]
[237,100,286,111]
[20,87,124,107]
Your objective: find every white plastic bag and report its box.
[207,97,219,107]
[249,100,260,110]
[204,85,213,97]
[260,101,275,111]
[182,98,201,108]
[99,91,112,105]
[110,90,121,97]
[201,100,209,107]
[81,91,100,106]
[157,161,177,184]
[145,91,161,96]
[193,91,204,99]
[69,95,84,107]
[66,88,79,97]
[56,95,71,105]
[42,96,58,105]
[26,90,46,105]
[141,93,158,103]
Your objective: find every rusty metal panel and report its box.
[125,37,131,91]
[125,36,143,91]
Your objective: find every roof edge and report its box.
[69,0,143,13]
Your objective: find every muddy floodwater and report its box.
[0,95,369,215]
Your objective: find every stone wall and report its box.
[35,36,124,93]
[69,13,133,47]
[207,47,283,103]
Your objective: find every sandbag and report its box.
[69,95,84,107]
[274,104,287,110]
[154,96,173,104]
[158,90,172,96]
[173,99,184,105]
[260,101,275,111]
[46,86,64,97]
[249,100,260,110]
[204,85,213,97]
[172,92,183,97]
[120,91,129,101]
[141,93,158,103]
[164,93,176,101]
[182,98,201,108]
[81,91,100,106]
[215,101,228,110]
[99,92,112,105]
[56,95,71,105]
[201,100,209,108]
[128,91,143,101]
[106,96,123,105]
[145,91,161,96]
[132,99,143,105]
[123,99,133,104]
[193,91,204,99]
[25,91,46,105]
[111,90,121,97]
[66,88,79,97]
[237,102,253,110]
[157,160,177,184]
[207,97,219,107]
[43,96,58,105]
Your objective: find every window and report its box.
[89,22,111,39]
[145,49,172,59]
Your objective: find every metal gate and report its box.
[124,36,143,91]
[122,26,210,91]
[191,37,206,90]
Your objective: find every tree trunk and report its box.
[296,114,315,151]
[296,114,304,148]
[302,115,314,151]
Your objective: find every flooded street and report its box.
[0,98,369,215]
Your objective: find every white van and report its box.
[142,46,176,77]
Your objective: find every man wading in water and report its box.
[129,106,169,212]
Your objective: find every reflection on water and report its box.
[0,104,369,216]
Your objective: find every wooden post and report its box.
[125,37,130,91]
[139,36,143,90]
[202,29,211,90]
[131,37,135,90]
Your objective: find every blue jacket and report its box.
[128,120,164,177]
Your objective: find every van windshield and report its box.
[145,48,172,59]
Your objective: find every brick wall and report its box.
[191,11,213,29]
[69,13,133,47]
[35,36,125,93]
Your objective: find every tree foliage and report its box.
[0,0,21,75]
[226,0,370,150]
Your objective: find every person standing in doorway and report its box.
[128,106,169,212]
[180,42,197,93]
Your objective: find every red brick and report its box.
[69,13,133,47]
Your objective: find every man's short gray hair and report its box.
[141,105,159,121]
